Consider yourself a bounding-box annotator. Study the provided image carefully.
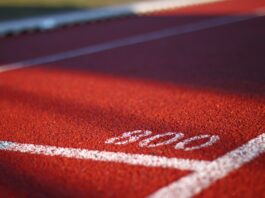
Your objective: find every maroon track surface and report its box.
[0,0,265,197]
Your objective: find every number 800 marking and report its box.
[105,130,220,151]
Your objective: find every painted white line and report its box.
[149,132,265,198]
[0,141,210,171]
[0,133,264,197]
[0,0,224,35]
[0,13,263,73]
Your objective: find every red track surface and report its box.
[0,0,265,197]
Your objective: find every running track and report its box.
[0,0,265,197]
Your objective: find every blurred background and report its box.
[0,0,143,21]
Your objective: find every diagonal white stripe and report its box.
[1,12,264,73]
[149,132,265,198]
[0,0,225,35]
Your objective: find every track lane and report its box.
[0,15,213,65]
[1,0,265,65]
[0,0,265,197]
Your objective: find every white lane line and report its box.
[0,0,224,35]
[0,133,264,197]
[0,141,210,171]
[149,132,265,198]
[0,12,264,73]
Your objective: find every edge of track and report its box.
[0,0,224,37]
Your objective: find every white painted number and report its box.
[175,135,220,151]
[139,132,184,148]
[105,130,152,145]
[105,130,220,151]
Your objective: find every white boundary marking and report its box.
[150,132,265,198]
[0,133,264,198]
[0,13,264,73]
[0,141,209,171]
[0,0,224,35]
